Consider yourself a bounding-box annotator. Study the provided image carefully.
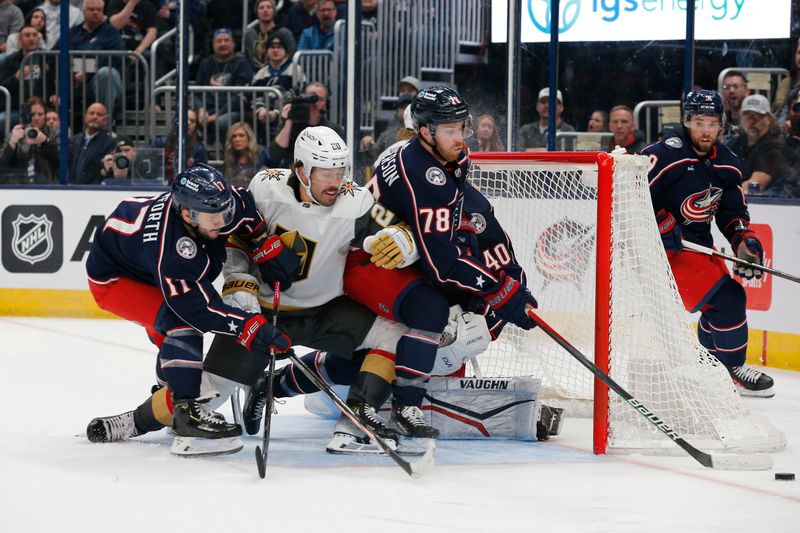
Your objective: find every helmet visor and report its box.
[189,202,234,230]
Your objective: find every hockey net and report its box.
[468,152,785,455]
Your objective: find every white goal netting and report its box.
[468,152,784,454]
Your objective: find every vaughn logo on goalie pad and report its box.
[423,377,542,440]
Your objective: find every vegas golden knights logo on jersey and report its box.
[275,225,317,281]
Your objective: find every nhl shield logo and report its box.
[11,213,53,265]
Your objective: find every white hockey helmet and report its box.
[294,126,351,204]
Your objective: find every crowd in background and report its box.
[0,0,799,199]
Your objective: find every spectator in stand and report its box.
[99,136,136,183]
[720,71,750,142]
[297,0,335,52]
[222,122,271,187]
[252,32,305,130]
[45,108,60,135]
[105,0,158,63]
[0,0,23,56]
[68,101,117,184]
[285,0,316,42]
[244,0,296,71]
[469,113,504,152]
[519,87,575,151]
[587,110,609,132]
[361,0,378,26]
[360,75,419,154]
[783,92,800,197]
[727,94,790,197]
[194,28,254,142]
[0,24,55,142]
[608,105,645,154]
[0,96,58,184]
[151,108,209,183]
[5,7,48,56]
[68,0,126,122]
[269,80,344,168]
[41,0,84,50]
[772,37,800,126]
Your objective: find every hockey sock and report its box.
[133,386,171,432]
[346,350,395,407]
[275,351,360,397]
[700,277,748,367]
[157,327,204,399]
[394,285,449,406]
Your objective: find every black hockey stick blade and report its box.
[255,281,281,479]
[681,239,800,284]
[287,352,435,478]
[526,310,773,471]
[255,445,266,478]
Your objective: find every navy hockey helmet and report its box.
[411,86,472,134]
[172,163,235,226]
[683,89,724,123]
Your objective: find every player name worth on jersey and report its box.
[142,195,168,243]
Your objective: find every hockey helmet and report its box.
[172,163,235,226]
[683,89,724,123]
[411,86,472,135]
[293,126,351,203]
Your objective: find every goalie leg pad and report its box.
[423,376,543,440]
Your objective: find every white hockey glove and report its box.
[433,305,491,376]
[221,273,261,313]
[362,223,419,269]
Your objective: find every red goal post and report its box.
[468,151,784,456]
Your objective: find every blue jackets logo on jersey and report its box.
[680,187,723,223]
[176,236,197,259]
[426,167,446,186]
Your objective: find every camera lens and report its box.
[25,127,38,139]
[115,155,130,169]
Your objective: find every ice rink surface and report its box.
[1,316,798,532]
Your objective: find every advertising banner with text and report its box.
[492,0,792,43]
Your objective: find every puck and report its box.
[775,473,795,481]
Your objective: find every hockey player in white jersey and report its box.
[202,125,443,454]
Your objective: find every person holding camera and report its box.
[100,136,135,184]
[0,96,58,184]
[268,81,344,168]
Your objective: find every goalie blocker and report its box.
[306,376,563,441]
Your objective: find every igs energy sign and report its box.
[492,0,792,43]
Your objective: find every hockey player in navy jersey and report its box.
[641,89,774,397]
[84,163,293,455]
[352,86,538,421]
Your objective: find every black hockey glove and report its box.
[483,272,538,330]
[656,209,682,252]
[249,235,301,290]
[238,314,292,355]
[729,226,764,280]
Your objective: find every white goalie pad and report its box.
[433,305,491,376]
[422,376,542,441]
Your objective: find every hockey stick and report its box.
[681,239,800,284]
[286,352,435,478]
[526,309,773,471]
[255,281,281,479]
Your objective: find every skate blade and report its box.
[326,432,400,456]
[735,386,775,398]
[170,436,244,457]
